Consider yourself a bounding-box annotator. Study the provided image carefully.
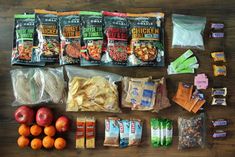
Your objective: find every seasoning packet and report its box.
[102,11,128,66]
[80,11,103,66]
[33,9,59,63]
[104,117,120,147]
[118,119,130,148]
[127,13,165,66]
[58,11,81,65]
[211,52,226,62]
[172,14,206,50]
[128,119,143,146]
[212,88,227,96]
[85,117,96,148]
[12,14,44,66]
[213,65,226,76]
[178,113,206,150]
[76,117,85,148]
[151,118,161,147]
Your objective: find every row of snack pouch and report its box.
[11,66,171,114]
[12,10,165,67]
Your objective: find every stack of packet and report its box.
[167,49,199,75]
[211,88,227,106]
[172,82,206,113]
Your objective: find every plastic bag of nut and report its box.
[178,113,206,150]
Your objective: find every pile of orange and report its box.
[17,123,66,150]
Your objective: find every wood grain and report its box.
[0,0,235,157]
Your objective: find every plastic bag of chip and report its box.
[58,11,81,65]
[101,11,128,66]
[65,66,122,112]
[128,119,143,146]
[104,117,120,147]
[10,68,49,106]
[178,113,206,150]
[32,9,59,63]
[127,13,165,66]
[118,119,130,148]
[12,14,45,66]
[172,14,206,50]
[80,11,103,66]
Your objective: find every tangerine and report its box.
[44,125,56,137]
[17,136,29,148]
[31,138,42,150]
[18,124,30,137]
[30,124,42,136]
[42,136,54,149]
[54,137,66,150]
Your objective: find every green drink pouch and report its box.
[165,119,173,146]
[151,118,161,147]
[171,49,193,69]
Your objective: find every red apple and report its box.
[36,107,53,127]
[14,105,34,124]
[55,116,69,132]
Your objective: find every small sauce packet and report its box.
[85,117,96,148]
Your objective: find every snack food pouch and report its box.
[102,11,128,66]
[80,11,103,66]
[127,13,165,66]
[85,117,96,148]
[151,118,161,147]
[12,14,44,66]
[165,119,173,146]
[58,11,81,65]
[129,119,143,146]
[118,119,130,148]
[104,117,120,147]
[33,9,59,63]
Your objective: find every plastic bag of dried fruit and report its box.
[178,113,206,150]
[65,66,122,112]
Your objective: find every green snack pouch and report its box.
[171,49,194,69]
[160,119,166,146]
[165,119,173,146]
[150,118,161,147]
[175,56,198,72]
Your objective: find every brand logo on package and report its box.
[131,121,135,133]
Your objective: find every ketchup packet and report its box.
[102,11,128,66]
[80,11,103,66]
[58,11,81,65]
[33,9,60,63]
[127,13,165,66]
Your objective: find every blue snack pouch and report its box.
[118,119,130,148]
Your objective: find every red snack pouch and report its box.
[102,11,128,66]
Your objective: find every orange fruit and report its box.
[42,136,54,149]
[18,124,30,137]
[54,137,66,150]
[31,138,42,150]
[17,136,29,148]
[44,125,56,137]
[30,124,42,136]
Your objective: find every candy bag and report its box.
[104,117,120,147]
[118,119,130,148]
[58,11,81,65]
[80,11,103,66]
[151,118,161,147]
[127,13,165,66]
[178,113,206,150]
[128,119,143,146]
[33,9,59,63]
[172,14,206,50]
[12,14,44,66]
[102,11,128,66]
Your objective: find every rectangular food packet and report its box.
[129,119,143,146]
[80,11,103,66]
[104,117,120,147]
[118,119,130,148]
[76,117,85,148]
[165,119,173,146]
[85,117,96,148]
[12,14,44,66]
[102,11,128,66]
[127,13,165,66]
[58,11,81,65]
[33,9,60,63]
[151,118,161,147]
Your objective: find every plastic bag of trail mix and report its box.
[12,14,44,66]
[178,113,206,150]
[80,11,103,66]
[101,11,128,66]
[127,13,165,66]
[58,11,81,65]
[32,9,60,63]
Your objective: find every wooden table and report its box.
[0,0,235,157]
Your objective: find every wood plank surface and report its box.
[0,0,235,157]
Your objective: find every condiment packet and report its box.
[118,120,130,148]
[104,117,120,147]
[194,74,208,89]
[213,65,226,76]
[128,119,143,146]
[76,117,85,148]
[211,52,226,62]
